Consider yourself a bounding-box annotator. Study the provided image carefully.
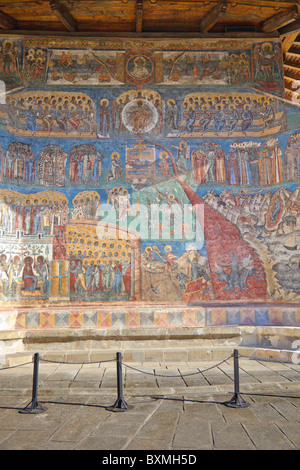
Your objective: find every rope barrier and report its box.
[1,348,298,414]
[0,353,232,378]
[0,361,33,371]
[39,358,116,366]
[122,355,233,378]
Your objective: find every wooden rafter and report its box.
[279,17,300,36]
[200,0,227,33]
[50,0,77,32]
[0,10,17,30]
[260,5,299,32]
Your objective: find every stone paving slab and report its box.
[0,358,299,451]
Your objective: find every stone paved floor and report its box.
[0,356,299,451]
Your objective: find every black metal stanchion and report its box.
[19,353,47,414]
[223,349,250,408]
[106,352,133,412]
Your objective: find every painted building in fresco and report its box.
[0,35,300,321]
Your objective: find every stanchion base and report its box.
[19,399,48,414]
[223,393,250,408]
[106,397,134,412]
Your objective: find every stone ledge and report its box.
[1,345,252,367]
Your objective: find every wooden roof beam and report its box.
[50,0,77,32]
[279,17,300,36]
[260,5,299,32]
[199,0,227,33]
[0,10,17,30]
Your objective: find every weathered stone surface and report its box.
[0,357,299,450]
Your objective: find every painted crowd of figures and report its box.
[0,254,49,299]
[1,133,300,189]
[161,134,300,187]
[0,195,69,236]
[1,90,283,139]
[0,37,298,306]
[5,92,96,135]
[189,139,285,187]
[69,257,131,300]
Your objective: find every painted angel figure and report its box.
[254,42,282,84]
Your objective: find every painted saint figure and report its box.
[22,257,37,292]
[192,145,206,185]
[106,152,123,183]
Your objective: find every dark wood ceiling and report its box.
[2,0,300,101]
[0,0,299,34]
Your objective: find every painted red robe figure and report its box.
[69,153,79,182]
[69,111,81,132]
[123,264,131,294]
[15,200,23,230]
[165,246,178,271]
[215,147,226,184]
[69,260,77,292]
[192,147,206,184]
[159,152,171,178]
[22,257,37,292]
[271,144,283,184]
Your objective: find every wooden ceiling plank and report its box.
[0,10,17,30]
[49,0,77,32]
[260,5,299,31]
[200,0,227,32]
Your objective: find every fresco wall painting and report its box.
[0,36,300,323]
